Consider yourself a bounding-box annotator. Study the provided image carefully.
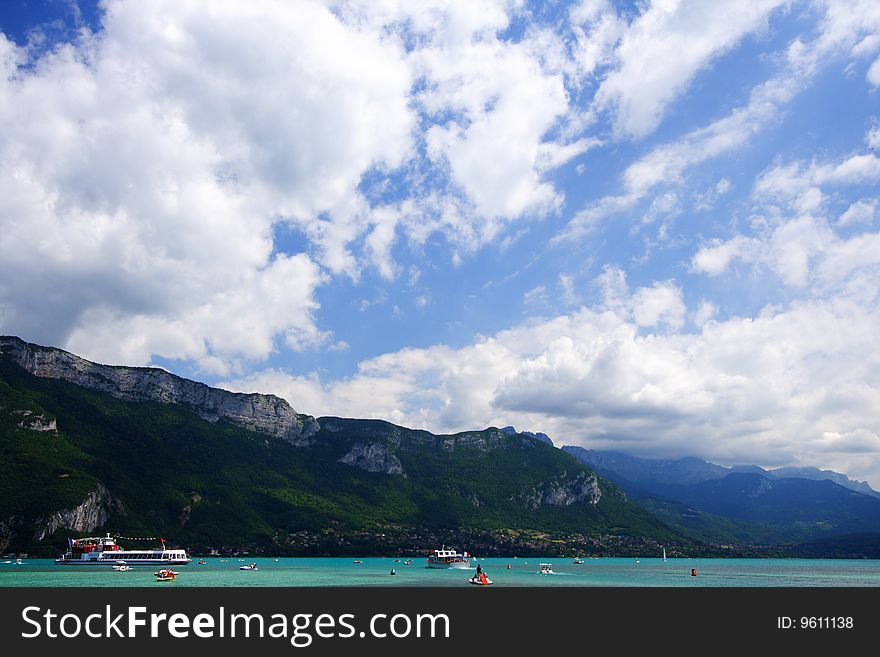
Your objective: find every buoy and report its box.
[691,568,697,577]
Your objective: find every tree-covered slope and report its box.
[0,353,679,556]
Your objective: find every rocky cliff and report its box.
[338,442,406,476]
[0,484,119,550]
[34,484,118,541]
[0,336,318,445]
[517,472,602,509]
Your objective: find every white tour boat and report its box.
[539,563,554,574]
[55,534,191,566]
[425,547,473,569]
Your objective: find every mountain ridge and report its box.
[0,335,319,445]
[0,337,678,556]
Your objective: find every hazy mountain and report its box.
[770,467,880,498]
[563,446,879,499]
[561,447,729,488]
[563,446,880,544]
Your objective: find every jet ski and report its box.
[469,572,493,585]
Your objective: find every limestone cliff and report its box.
[0,484,119,550]
[34,484,118,541]
[516,472,602,509]
[338,442,406,476]
[0,336,318,445]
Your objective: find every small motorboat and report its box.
[469,573,492,585]
[197,559,207,565]
[155,569,178,581]
[539,563,554,575]
[573,558,584,564]
[353,559,363,564]
[403,560,412,565]
[112,561,130,571]
[239,563,258,571]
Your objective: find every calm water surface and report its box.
[2,557,880,587]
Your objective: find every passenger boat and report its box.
[425,547,472,569]
[55,534,191,566]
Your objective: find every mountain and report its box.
[561,447,729,488]
[563,446,880,545]
[0,336,678,556]
[651,473,880,537]
[769,467,880,498]
[562,446,880,499]
[500,425,553,446]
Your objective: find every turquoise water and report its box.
[2,557,880,587]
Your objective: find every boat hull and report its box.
[425,561,473,569]
[56,554,191,566]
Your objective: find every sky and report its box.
[1,0,879,485]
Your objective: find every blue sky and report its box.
[2,1,879,484]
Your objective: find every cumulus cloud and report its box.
[417,20,593,228]
[0,0,419,369]
[0,0,602,368]
[630,282,685,329]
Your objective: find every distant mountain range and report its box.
[562,447,880,497]
[563,446,880,546]
[3,334,879,558]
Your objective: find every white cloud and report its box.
[559,274,579,306]
[224,289,880,486]
[420,34,584,224]
[630,282,686,330]
[568,0,626,79]
[691,235,761,276]
[559,1,880,241]
[560,37,816,240]
[594,0,788,138]
[839,198,876,226]
[868,56,880,86]
[0,0,419,368]
[693,143,880,286]
[523,286,549,306]
[692,300,718,327]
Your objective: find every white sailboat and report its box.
[662,547,667,562]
